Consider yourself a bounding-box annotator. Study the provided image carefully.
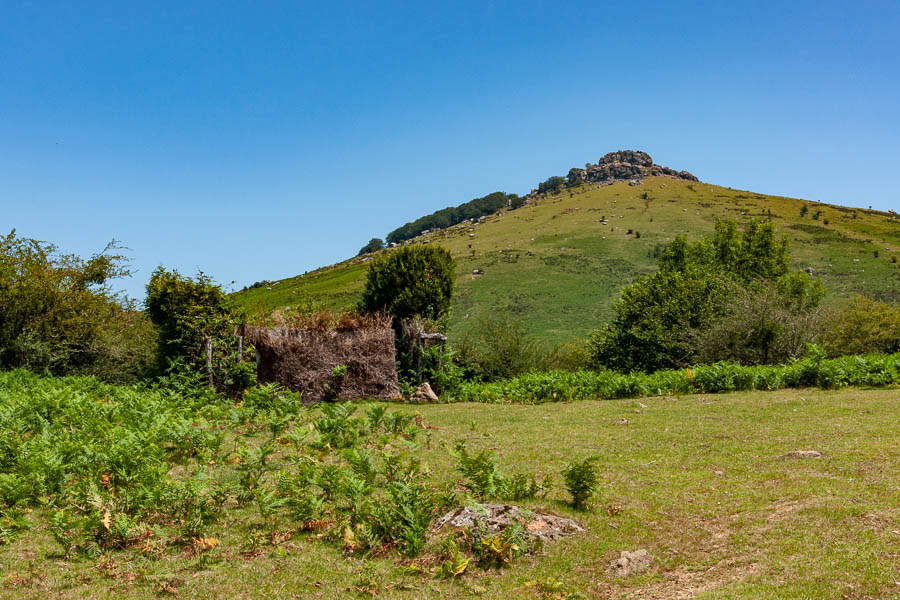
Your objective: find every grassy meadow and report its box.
[234,177,900,345]
[1,371,897,600]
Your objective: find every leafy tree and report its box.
[358,246,455,323]
[588,269,730,372]
[537,176,565,195]
[357,238,385,256]
[656,219,789,283]
[589,219,813,372]
[144,267,235,373]
[0,230,152,379]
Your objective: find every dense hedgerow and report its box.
[449,347,900,404]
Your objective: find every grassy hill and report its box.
[234,176,900,345]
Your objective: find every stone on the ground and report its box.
[779,450,823,459]
[432,504,583,543]
[610,549,653,576]
[410,382,439,403]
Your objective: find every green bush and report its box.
[357,238,385,256]
[822,295,900,357]
[538,176,566,194]
[145,267,235,371]
[145,267,252,396]
[456,313,547,381]
[562,457,600,510]
[358,246,455,323]
[689,275,826,366]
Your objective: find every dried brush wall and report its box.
[244,313,400,403]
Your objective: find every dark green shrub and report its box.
[358,246,455,323]
[690,274,826,366]
[145,267,235,373]
[538,176,566,194]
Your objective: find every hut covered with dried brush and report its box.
[243,312,401,403]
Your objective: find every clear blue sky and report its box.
[2,1,898,299]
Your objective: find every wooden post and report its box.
[416,333,423,383]
[205,336,214,388]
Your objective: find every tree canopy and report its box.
[357,238,385,256]
[537,176,565,195]
[385,192,520,245]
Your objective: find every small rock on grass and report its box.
[410,382,439,403]
[432,504,583,543]
[779,450,823,459]
[610,549,653,577]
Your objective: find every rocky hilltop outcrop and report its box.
[561,150,698,190]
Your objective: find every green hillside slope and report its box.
[234,176,900,345]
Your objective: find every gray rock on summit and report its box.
[570,150,699,187]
